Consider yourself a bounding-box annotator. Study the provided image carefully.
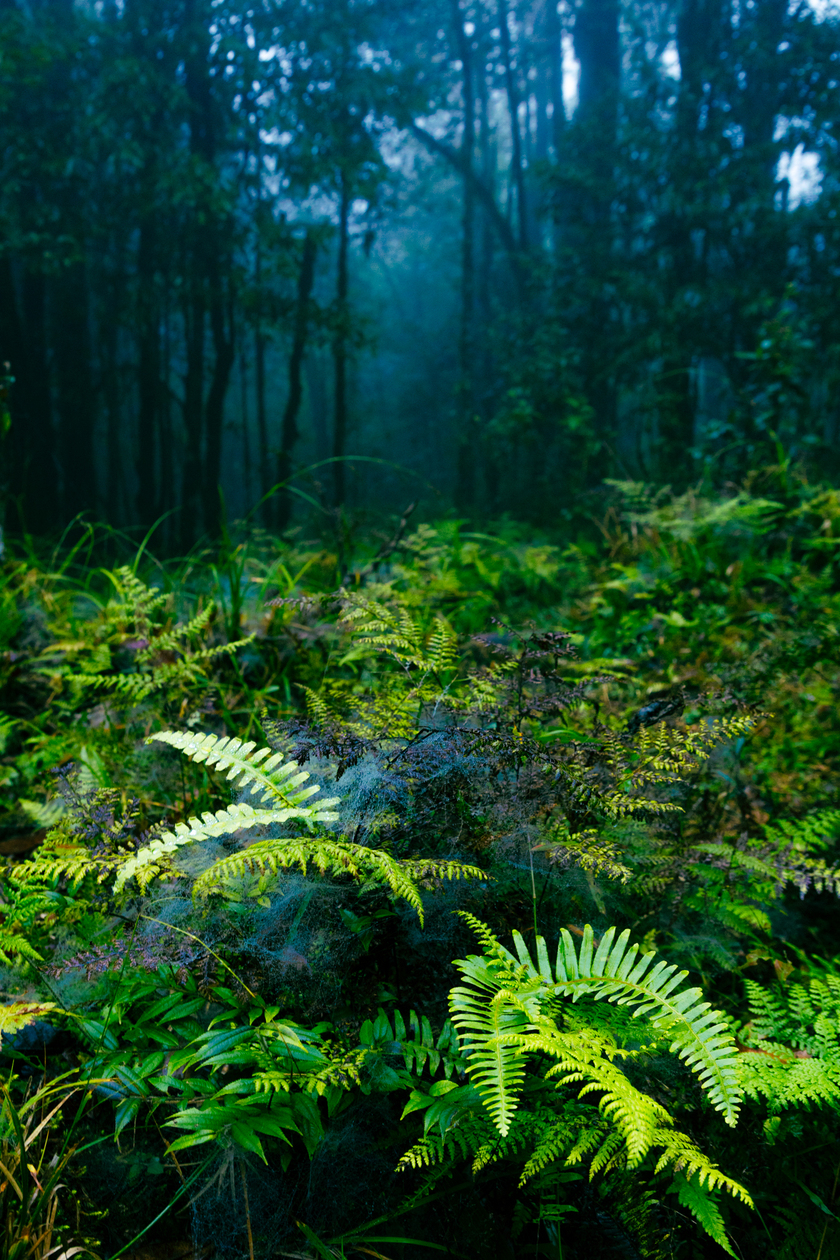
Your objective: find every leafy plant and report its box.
[71,568,253,705]
[439,914,750,1253]
[109,729,485,918]
[3,490,840,1256]
[0,1072,96,1260]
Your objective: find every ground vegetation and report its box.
[0,474,839,1257]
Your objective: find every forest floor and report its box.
[1,477,840,1260]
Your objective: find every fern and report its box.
[397,1090,589,1177]
[446,916,750,1251]
[114,730,338,893]
[0,869,63,964]
[354,1006,465,1081]
[452,914,742,1128]
[339,592,457,675]
[72,569,253,704]
[0,1002,57,1046]
[191,834,437,921]
[735,972,840,1113]
[115,729,484,920]
[587,712,762,820]
[147,730,328,809]
[108,565,168,629]
[670,1170,738,1256]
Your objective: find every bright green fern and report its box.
[735,970,840,1116]
[114,730,484,920]
[451,913,743,1129]
[71,568,253,705]
[445,914,751,1253]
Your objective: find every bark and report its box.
[453,0,476,382]
[0,261,59,533]
[546,0,565,155]
[180,281,205,550]
[53,260,97,521]
[277,230,317,530]
[477,58,494,366]
[157,299,175,541]
[573,0,620,227]
[333,176,350,508]
[453,0,477,510]
[254,240,270,522]
[239,347,252,512]
[102,265,125,525]
[498,0,528,251]
[180,0,216,545]
[575,0,620,115]
[203,259,236,538]
[136,216,159,527]
[255,325,269,518]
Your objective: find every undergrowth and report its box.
[1,476,840,1257]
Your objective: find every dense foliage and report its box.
[1,0,840,534]
[0,474,839,1257]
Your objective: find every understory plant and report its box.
[1,484,840,1256]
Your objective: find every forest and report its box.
[2,0,840,1255]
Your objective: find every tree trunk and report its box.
[53,260,97,522]
[499,0,528,251]
[102,263,125,525]
[136,216,159,527]
[180,282,205,550]
[0,260,59,534]
[277,230,317,530]
[203,259,235,538]
[157,298,175,542]
[254,241,270,522]
[573,0,620,227]
[332,175,350,508]
[546,0,565,156]
[453,0,477,511]
[239,345,252,514]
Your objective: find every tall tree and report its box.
[277,231,318,530]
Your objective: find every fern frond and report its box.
[147,730,331,811]
[190,835,424,918]
[425,620,459,674]
[339,594,425,666]
[0,1001,58,1046]
[110,730,340,894]
[301,685,339,727]
[397,1096,580,1178]
[110,566,168,624]
[364,1007,465,1078]
[670,1172,737,1257]
[399,858,488,887]
[450,915,742,1168]
[138,602,214,653]
[514,922,742,1125]
[653,1127,752,1202]
[397,1111,492,1171]
[113,800,340,896]
[0,934,45,966]
[735,971,840,1111]
[448,981,535,1136]
[11,839,122,891]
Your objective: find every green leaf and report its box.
[670,1172,736,1256]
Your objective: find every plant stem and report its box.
[529,844,538,939]
[241,1161,255,1260]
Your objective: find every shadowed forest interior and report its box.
[2,0,840,539]
[3,1,840,1259]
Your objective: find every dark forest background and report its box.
[1,0,839,547]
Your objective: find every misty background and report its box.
[1,0,838,549]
